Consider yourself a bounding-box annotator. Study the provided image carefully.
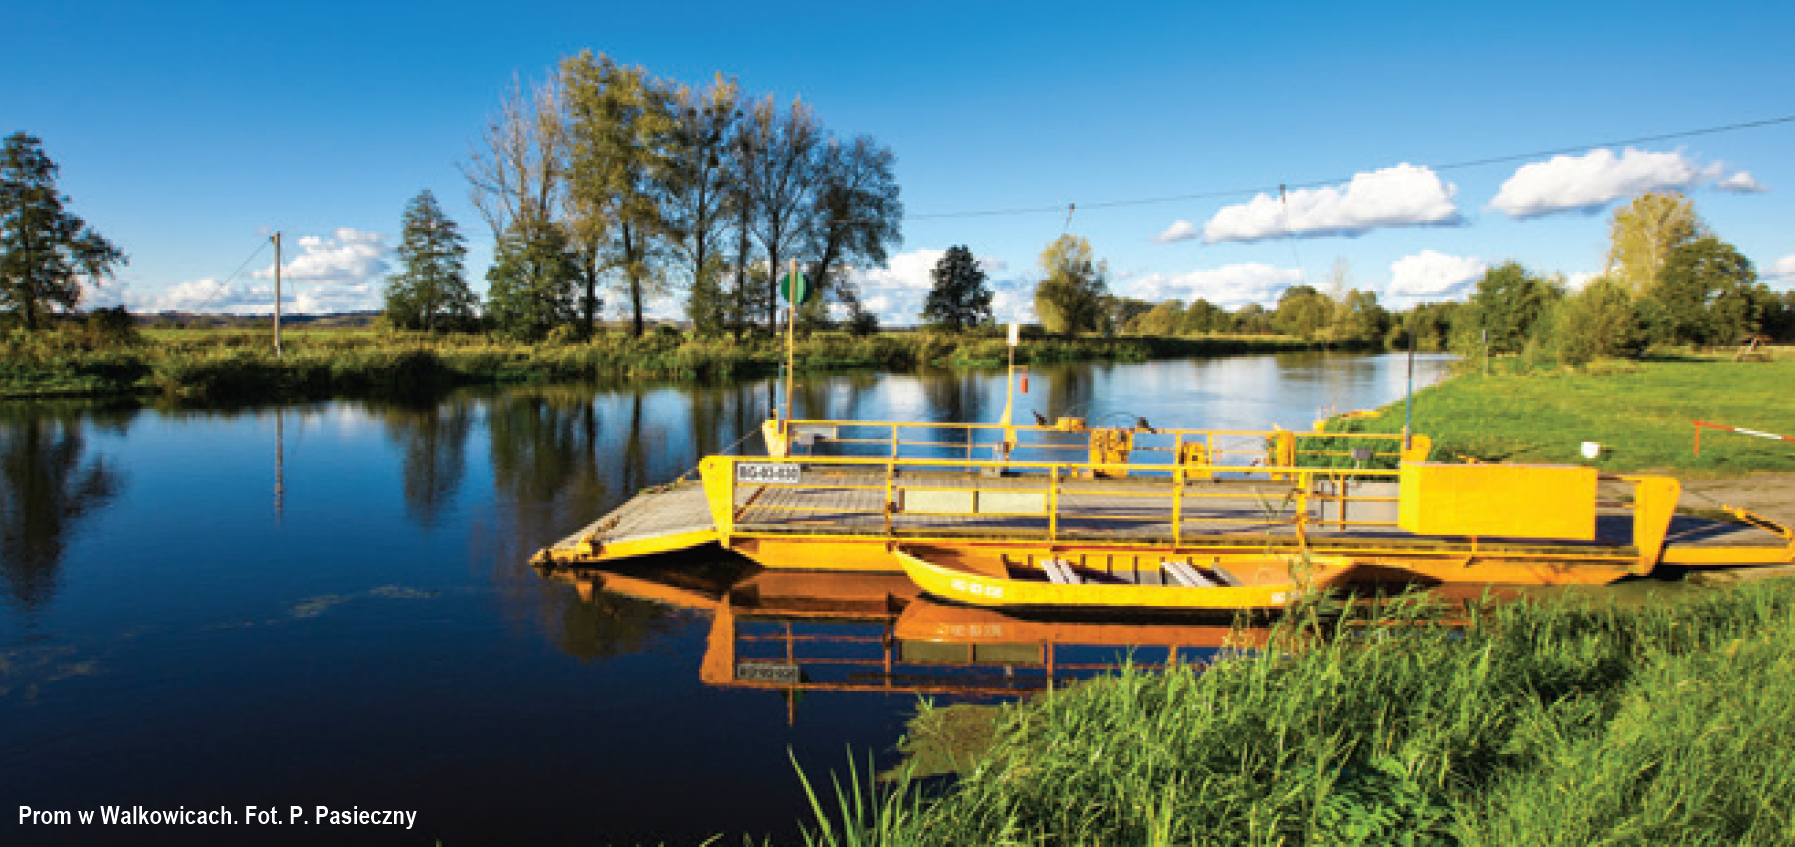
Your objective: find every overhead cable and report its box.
[904,113,1795,223]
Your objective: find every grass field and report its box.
[796,580,1795,845]
[1323,355,1795,474]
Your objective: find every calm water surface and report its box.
[1,353,1452,845]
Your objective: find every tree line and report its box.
[1025,192,1793,362]
[1454,192,1795,367]
[6,122,1792,364]
[387,52,902,341]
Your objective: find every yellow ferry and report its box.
[533,329,1794,605]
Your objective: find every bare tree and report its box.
[738,95,824,328]
[806,134,902,322]
[665,73,742,334]
[461,73,564,241]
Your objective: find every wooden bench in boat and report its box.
[1162,560,1242,588]
[1045,559,1082,585]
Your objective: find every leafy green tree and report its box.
[485,215,580,341]
[1646,236,1759,346]
[1107,297,1154,334]
[1182,298,1230,334]
[1328,289,1389,348]
[1387,302,1459,352]
[836,280,880,336]
[1033,235,1109,334]
[683,255,729,337]
[1,133,126,330]
[562,51,677,338]
[922,245,993,331]
[1273,285,1335,340]
[383,189,475,331]
[1606,192,1705,298]
[1125,301,1183,336]
[1556,278,1643,366]
[1455,262,1561,355]
[1757,288,1795,343]
[1233,303,1273,334]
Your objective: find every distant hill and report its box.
[138,311,381,329]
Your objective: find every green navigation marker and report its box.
[779,270,814,305]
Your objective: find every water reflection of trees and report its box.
[919,367,989,427]
[487,388,612,554]
[790,371,877,427]
[554,588,685,662]
[484,382,771,662]
[0,406,130,613]
[377,399,474,529]
[1040,363,1092,423]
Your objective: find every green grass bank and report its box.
[0,328,1316,402]
[1322,356,1795,474]
[799,580,1795,845]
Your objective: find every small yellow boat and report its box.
[892,544,1350,611]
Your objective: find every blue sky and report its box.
[7,0,1792,324]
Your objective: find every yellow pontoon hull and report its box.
[894,546,1346,611]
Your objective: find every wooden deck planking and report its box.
[561,468,1786,554]
[550,481,715,551]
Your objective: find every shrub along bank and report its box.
[0,329,1315,401]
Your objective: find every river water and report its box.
[0,352,1453,845]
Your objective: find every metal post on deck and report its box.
[1172,465,1183,543]
[782,259,797,438]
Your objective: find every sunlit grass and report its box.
[794,580,1795,845]
[1323,358,1795,473]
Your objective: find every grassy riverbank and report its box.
[799,580,1795,845]
[0,327,1315,401]
[1323,355,1795,474]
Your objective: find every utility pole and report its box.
[273,232,284,358]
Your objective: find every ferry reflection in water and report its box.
[539,556,1289,720]
[536,554,1544,722]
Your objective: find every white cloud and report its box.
[124,277,248,314]
[1124,263,1305,309]
[120,228,392,315]
[1489,147,1757,218]
[1768,254,1795,285]
[1386,250,1486,307]
[77,275,130,309]
[1717,171,1765,193]
[846,248,1030,326]
[254,228,390,284]
[1154,219,1199,243]
[1202,164,1461,244]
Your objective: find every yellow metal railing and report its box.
[697,452,1694,571]
[701,453,1409,547]
[775,418,1426,473]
